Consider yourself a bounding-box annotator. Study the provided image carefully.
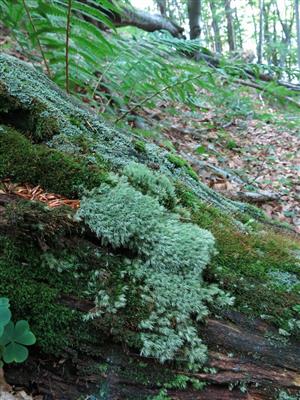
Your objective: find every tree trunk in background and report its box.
[295,0,300,70]
[224,0,235,51]
[156,0,167,17]
[209,0,223,53]
[257,0,264,63]
[234,7,243,49]
[272,9,279,66]
[276,2,294,70]
[263,2,271,65]
[188,0,201,40]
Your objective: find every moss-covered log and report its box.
[1,193,300,400]
[0,54,300,399]
[0,53,266,218]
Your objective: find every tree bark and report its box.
[115,4,184,37]
[276,2,294,70]
[234,7,243,49]
[188,0,201,40]
[257,0,264,63]
[1,56,300,399]
[82,0,184,38]
[224,0,235,51]
[263,2,272,65]
[209,0,223,53]
[295,0,300,70]
[156,0,167,17]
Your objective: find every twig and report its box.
[22,0,51,77]
[115,72,205,123]
[92,52,125,99]
[233,78,300,108]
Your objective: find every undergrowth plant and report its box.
[76,165,233,369]
[0,0,218,114]
[0,298,36,367]
[1,0,298,121]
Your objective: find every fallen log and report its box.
[0,193,299,400]
[0,54,299,400]
[81,0,184,38]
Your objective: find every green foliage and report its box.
[77,176,232,369]
[0,298,35,367]
[133,139,147,153]
[8,0,117,90]
[0,0,218,113]
[0,231,109,356]
[77,178,166,251]
[148,389,171,400]
[163,374,206,391]
[0,298,11,338]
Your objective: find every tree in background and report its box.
[276,1,294,68]
[100,0,300,69]
[257,0,264,63]
[188,0,201,39]
[156,0,166,16]
[224,0,235,51]
[209,0,223,53]
[295,0,300,69]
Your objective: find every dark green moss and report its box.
[0,126,108,197]
[167,154,187,168]
[118,357,176,388]
[0,233,111,355]
[168,155,198,180]
[185,165,198,181]
[176,183,300,333]
[133,139,147,153]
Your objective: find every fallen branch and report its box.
[115,72,205,122]
[234,78,300,108]
[116,6,184,38]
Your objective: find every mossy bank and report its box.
[0,54,299,398]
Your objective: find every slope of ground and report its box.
[0,32,300,400]
[129,87,300,233]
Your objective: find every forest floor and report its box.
[130,94,300,233]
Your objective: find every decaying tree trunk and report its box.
[0,54,299,400]
[1,193,300,400]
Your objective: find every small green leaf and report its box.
[0,297,11,337]
[0,321,14,347]
[0,320,36,364]
[195,145,207,155]
[3,342,29,364]
[14,320,36,346]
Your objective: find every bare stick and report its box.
[65,0,72,94]
[22,0,51,77]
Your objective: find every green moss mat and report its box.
[0,125,108,197]
[177,184,300,333]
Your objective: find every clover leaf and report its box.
[0,298,11,337]
[0,320,36,363]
